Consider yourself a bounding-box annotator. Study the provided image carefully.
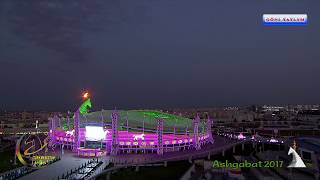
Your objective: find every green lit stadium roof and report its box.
[62,110,206,133]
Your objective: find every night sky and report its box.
[0,0,319,111]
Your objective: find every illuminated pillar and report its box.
[143,116,145,134]
[51,115,59,138]
[126,112,129,132]
[206,116,214,144]
[111,110,119,155]
[48,118,52,135]
[53,115,59,129]
[67,111,72,129]
[48,117,56,149]
[100,111,104,126]
[49,117,54,132]
[58,116,61,128]
[73,110,80,152]
[193,114,201,150]
[157,118,164,155]
[100,111,104,149]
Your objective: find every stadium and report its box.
[48,98,214,157]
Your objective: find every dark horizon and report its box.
[1,102,319,112]
[1,0,320,111]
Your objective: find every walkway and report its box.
[18,152,89,180]
[109,136,247,165]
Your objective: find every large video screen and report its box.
[85,126,106,141]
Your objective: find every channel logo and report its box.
[287,146,306,168]
[263,14,307,26]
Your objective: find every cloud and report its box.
[3,1,152,64]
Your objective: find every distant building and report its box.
[262,105,284,112]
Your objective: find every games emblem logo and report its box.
[15,133,56,168]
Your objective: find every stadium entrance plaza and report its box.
[18,136,240,180]
[19,151,108,180]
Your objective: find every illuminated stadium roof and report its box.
[61,110,206,133]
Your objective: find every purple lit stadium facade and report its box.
[48,110,214,157]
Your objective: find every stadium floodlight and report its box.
[85,126,107,141]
